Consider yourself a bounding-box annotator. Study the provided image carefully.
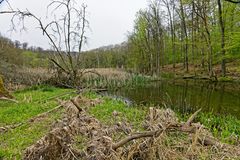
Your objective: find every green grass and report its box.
[197,113,240,144]
[178,112,240,144]
[0,110,62,159]
[86,93,146,129]
[87,92,240,144]
[0,85,74,159]
[0,85,72,126]
[1,86,239,159]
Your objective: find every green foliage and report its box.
[179,112,240,144]
[197,112,240,144]
[21,51,48,67]
[80,44,127,69]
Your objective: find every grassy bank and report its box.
[86,92,240,145]
[0,85,75,159]
[0,86,239,159]
[180,112,240,144]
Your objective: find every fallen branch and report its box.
[28,104,63,122]
[112,130,162,150]
[34,91,76,104]
[0,97,18,103]
[185,108,202,127]
[70,98,83,112]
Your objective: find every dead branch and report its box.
[112,130,162,150]
[28,104,63,122]
[0,97,18,103]
[185,108,202,127]
[70,97,83,112]
[34,91,76,103]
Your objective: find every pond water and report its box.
[107,79,240,118]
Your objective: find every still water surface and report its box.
[107,80,240,118]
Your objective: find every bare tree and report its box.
[1,0,90,86]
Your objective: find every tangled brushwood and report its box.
[24,96,240,160]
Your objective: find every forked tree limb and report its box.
[112,108,220,150]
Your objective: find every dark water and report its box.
[107,80,240,118]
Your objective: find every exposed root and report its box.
[23,96,240,160]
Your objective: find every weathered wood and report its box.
[112,130,161,150]
[185,108,202,127]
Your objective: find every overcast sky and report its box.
[0,0,148,50]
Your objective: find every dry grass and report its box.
[22,95,240,160]
[83,68,131,80]
[2,67,51,90]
